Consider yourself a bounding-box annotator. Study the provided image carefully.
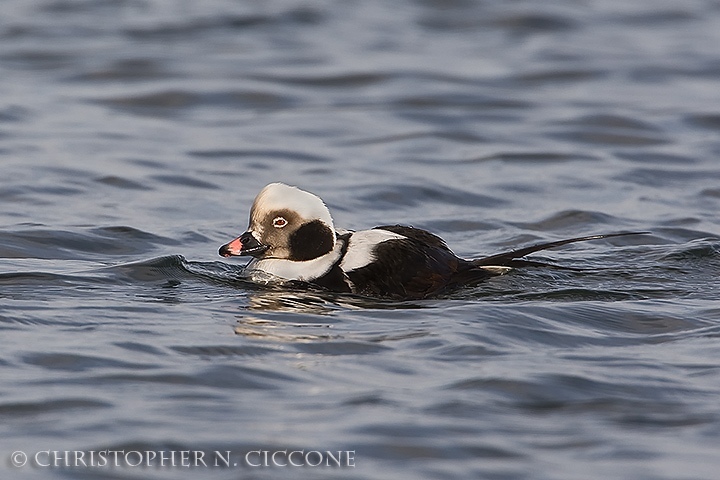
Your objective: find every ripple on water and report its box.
[355,183,506,209]
[0,398,112,417]
[187,148,331,163]
[0,226,181,260]
[94,175,152,190]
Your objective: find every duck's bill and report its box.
[218,231,269,257]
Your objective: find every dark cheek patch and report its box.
[288,220,334,261]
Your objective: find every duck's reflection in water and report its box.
[233,287,429,341]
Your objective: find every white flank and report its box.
[340,229,406,272]
[480,266,512,275]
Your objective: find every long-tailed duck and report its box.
[219,183,645,299]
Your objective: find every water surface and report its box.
[2,1,720,479]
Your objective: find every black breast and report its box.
[344,225,492,299]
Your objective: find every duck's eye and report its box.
[272,216,288,228]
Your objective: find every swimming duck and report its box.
[219,183,644,299]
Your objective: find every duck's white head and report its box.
[219,183,336,262]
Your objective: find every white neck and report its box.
[245,239,344,282]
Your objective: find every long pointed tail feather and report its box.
[471,232,650,267]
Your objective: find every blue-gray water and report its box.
[2,1,720,479]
